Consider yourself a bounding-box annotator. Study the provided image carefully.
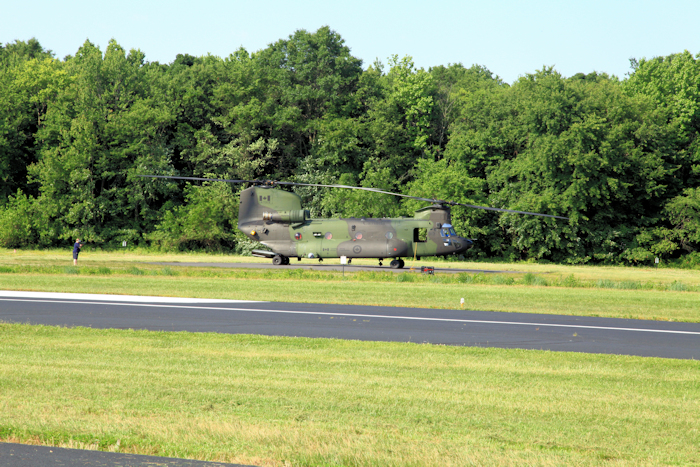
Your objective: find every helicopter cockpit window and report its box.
[440,224,456,237]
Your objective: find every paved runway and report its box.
[0,442,251,467]
[147,261,525,274]
[1,291,698,359]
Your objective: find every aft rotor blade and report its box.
[138,176,450,204]
[280,181,439,201]
[135,176,405,193]
[137,175,259,184]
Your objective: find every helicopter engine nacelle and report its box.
[262,210,310,223]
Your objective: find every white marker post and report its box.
[655,257,659,269]
[340,256,347,277]
[460,298,465,308]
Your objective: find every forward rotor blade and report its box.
[303,184,569,219]
[286,183,568,218]
[451,202,569,220]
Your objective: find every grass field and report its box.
[1,323,699,466]
[1,249,699,322]
[2,249,699,465]
[4,248,700,286]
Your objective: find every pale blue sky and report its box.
[2,0,699,83]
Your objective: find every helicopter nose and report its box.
[455,237,473,253]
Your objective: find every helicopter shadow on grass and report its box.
[146,261,528,275]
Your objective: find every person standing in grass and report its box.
[73,239,83,266]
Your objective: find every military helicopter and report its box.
[140,176,568,269]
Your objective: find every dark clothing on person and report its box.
[73,242,82,260]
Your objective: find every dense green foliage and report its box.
[1,29,699,263]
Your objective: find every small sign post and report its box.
[340,255,347,277]
[122,241,127,247]
[655,257,659,268]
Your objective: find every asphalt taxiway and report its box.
[1,291,698,359]
[0,442,252,467]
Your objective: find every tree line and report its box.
[1,27,699,265]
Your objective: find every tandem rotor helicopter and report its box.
[140,175,568,269]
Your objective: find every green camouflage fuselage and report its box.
[238,186,472,260]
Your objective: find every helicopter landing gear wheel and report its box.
[390,259,404,269]
[282,256,290,265]
[272,255,285,266]
[398,259,405,268]
[378,258,383,267]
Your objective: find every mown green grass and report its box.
[1,272,699,323]
[1,323,698,466]
[4,248,700,287]
[2,250,699,465]
[1,261,698,294]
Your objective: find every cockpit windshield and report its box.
[440,224,457,237]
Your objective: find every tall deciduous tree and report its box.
[0,39,58,201]
[29,39,174,244]
[2,29,700,261]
